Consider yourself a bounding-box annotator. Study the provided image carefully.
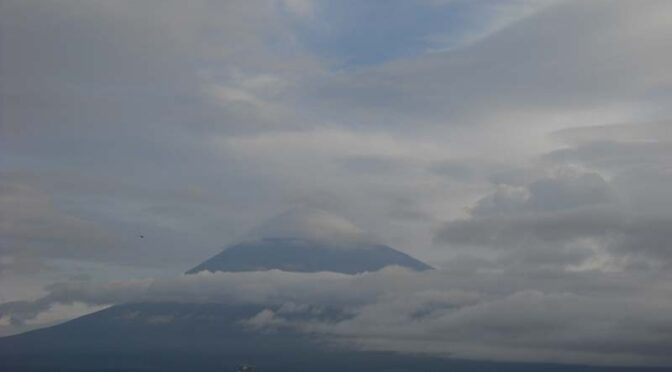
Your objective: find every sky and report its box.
[1,0,672,366]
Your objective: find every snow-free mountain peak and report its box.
[187,209,431,274]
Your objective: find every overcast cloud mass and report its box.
[1,0,672,367]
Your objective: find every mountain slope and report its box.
[186,238,432,274]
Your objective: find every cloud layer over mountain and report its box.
[2,265,672,366]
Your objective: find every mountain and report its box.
[0,302,661,372]
[187,208,432,275]
[186,237,432,274]
[0,210,666,371]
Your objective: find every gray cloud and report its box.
[0,176,114,263]
[2,266,672,366]
[436,121,672,272]
[3,0,671,278]
[436,169,622,255]
[248,207,370,243]
[302,0,672,130]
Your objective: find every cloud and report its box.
[3,0,670,279]
[2,266,672,366]
[0,270,361,325]
[435,169,621,256]
[282,0,316,18]
[435,121,672,272]
[0,177,114,264]
[249,207,368,243]
[303,0,672,127]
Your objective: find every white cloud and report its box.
[250,207,368,242]
[2,266,672,366]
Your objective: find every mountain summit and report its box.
[186,237,432,274]
[187,208,432,274]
